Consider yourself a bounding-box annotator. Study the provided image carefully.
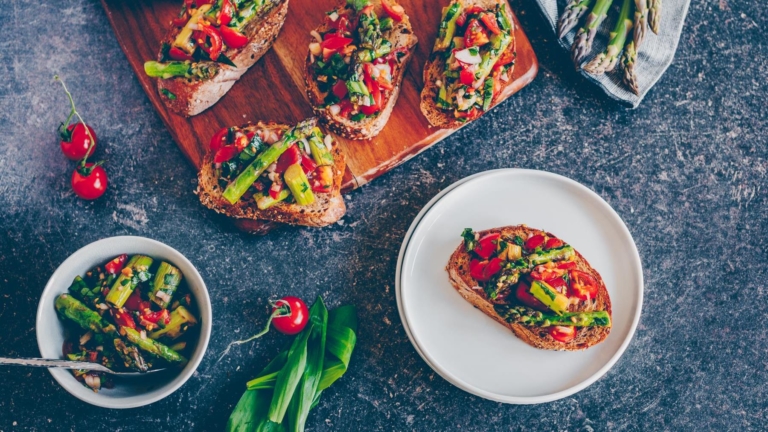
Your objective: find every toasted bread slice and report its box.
[155,0,290,116]
[304,1,418,140]
[446,225,612,351]
[196,119,347,228]
[420,0,517,129]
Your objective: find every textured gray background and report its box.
[0,0,766,431]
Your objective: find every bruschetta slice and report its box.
[197,118,347,227]
[446,226,612,351]
[421,0,517,129]
[305,0,418,140]
[144,0,290,116]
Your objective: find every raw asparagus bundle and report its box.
[558,0,594,39]
[649,0,661,34]
[622,41,640,94]
[571,0,614,66]
[583,0,634,75]
[633,0,648,47]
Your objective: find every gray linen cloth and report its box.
[537,0,690,107]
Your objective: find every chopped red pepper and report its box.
[210,127,229,151]
[220,25,249,49]
[338,99,353,118]
[473,233,500,259]
[332,79,348,99]
[381,0,406,22]
[105,254,128,275]
[168,46,193,60]
[480,12,502,35]
[276,145,301,173]
[456,13,467,28]
[525,234,545,251]
[301,155,317,175]
[214,145,238,163]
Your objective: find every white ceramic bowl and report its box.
[36,236,212,408]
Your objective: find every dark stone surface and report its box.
[0,0,765,430]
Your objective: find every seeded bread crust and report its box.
[196,119,347,228]
[304,1,418,140]
[420,0,517,129]
[446,225,612,351]
[156,0,290,116]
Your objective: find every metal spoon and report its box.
[0,357,166,376]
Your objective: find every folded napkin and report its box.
[535,0,690,107]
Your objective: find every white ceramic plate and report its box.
[36,236,212,408]
[397,169,643,404]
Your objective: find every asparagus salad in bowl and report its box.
[37,236,211,408]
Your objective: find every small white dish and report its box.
[397,169,644,404]
[36,236,212,409]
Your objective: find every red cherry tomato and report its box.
[60,123,97,161]
[530,264,566,281]
[141,309,171,325]
[473,233,500,259]
[272,296,309,335]
[557,261,577,270]
[338,99,354,118]
[469,257,502,282]
[525,234,545,251]
[105,254,128,275]
[549,326,576,343]
[545,277,568,291]
[515,281,547,310]
[545,237,564,249]
[124,288,144,311]
[464,19,490,48]
[360,75,382,115]
[480,12,502,35]
[198,23,223,61]
[484,257,503,279]
[381,0,406,22]
[320,36,353,51]
[276,145,301,173]
[269,181,283,199]
[220,25,249,49]
[71,164,107,200]
[332,79,348,99]
[218,0,234,26]
[168,46,192,60]
[300,154,317,175]
[112,309,136,329]
[455,107,480,119]
[460,68,475,86]
[214,145,239,163]
[570,270,599,300]
[210,127,230,151]
[456,13,467,28]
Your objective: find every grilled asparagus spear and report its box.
[571,0,615,66]
[55,294,116,334]
[150,262,182,309]
[558,0,595,39]
[105,255,154,308]
[584,0,634,75]
[495,305,612,327]
[149,306,198,341]
[121,327,187,364]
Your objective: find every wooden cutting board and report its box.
[101,0,537,191]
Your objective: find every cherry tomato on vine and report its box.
[272,296,309,335]
[71,163,108,200]
[60,123,97,160]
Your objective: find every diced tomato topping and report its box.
[530,264,566,281]
[338,99,354,118]
[104,254,128,275]
[480,12,502,35]
[141,309,171,325]
[484,257,503,279]
[88,351,99,362]
[301,155,317,174]
[456,13,467,28]
[320,36,353,51]
[557,261,577,270]
[269,181,283,199]
[515,281,547,310]
[494,47,516,71]
[470,259,487,281]
[198,22,223,61]
[549,326,577,343]
[218,0,233,26]
[465,6,486,15]
[214,146,238,163]
[112,309,136,329]
[275,145,301,173]
[210,127,229,151]
[381,0,406,22]
[332,79,348,99]
[473,233,500,259]
[360,74,382,115]
[220,25,249,49]
[460,68,475,86]
[168,46,192,60]
[464,19,490,47]
[172,14,189,27]
[545,237,564,249]
[123,288,143,311]
[545,277,568,291]
[525,234,545,251]
[569,270,599,301]
[455,108,480,119]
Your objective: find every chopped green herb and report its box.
[160,89,176,100]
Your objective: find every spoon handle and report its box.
[0,357,110,372]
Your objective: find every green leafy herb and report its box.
[346,0,370,12]
[461,228,476,252]
[513,235,525,247]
